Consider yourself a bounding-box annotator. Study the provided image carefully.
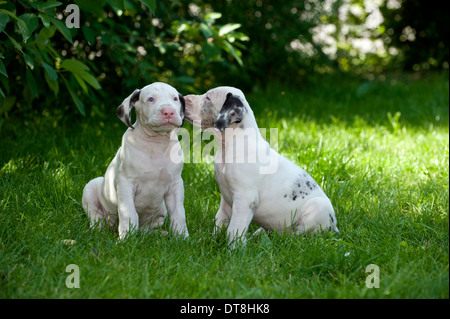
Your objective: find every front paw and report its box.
[228,236,247,251]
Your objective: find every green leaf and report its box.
[61,59,101,90]
[0,60,6,78]
[231,32,249,42]
[0,9,28,34]
[42,62,58,81]
[223,40,243,66]
[176,23,189,34]
[200,23,214,39]
[124,0,138,13]
[218,23,241,37]
[61,59,90,73]
[0,11,9,32]
[139,0,156,14]
[49,16,73,43]
[0,72,9,95]
[107,0,125,12]
[201,42,221,63]
[26,69,39,98]
[63,78,85,116]
[73,73,88,93]
[36,25,57,49]
[0,96,16,114]
[44,71,59,95]
[23,53,35,70]
[205,12,222,20]
[5,32,23,53]
[81,25,96,44]
[74,0,106,16]
[18,14,39,42]
[38,13,51,28]
[30,1,63,11]
[79,72,101,90]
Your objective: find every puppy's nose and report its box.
[214,118,226,131]
[160,107,175,119]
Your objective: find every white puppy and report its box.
[82,82,189,240]
[184,87,338,248]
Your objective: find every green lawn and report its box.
[0,73,448,298]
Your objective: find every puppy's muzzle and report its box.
[214,114,242,131]
[160,106,176,120]
[214,117,227,131]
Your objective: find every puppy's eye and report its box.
[174,97,178,102]
[206,96,211,101]
[148,97,155,102]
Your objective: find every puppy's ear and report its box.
[178,94,185,125]
[214,92,244,131]
[116,89,140,129]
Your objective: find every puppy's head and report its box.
[116,82,185,132]
[184,86,248,131]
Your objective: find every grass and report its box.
[0,72,448,299]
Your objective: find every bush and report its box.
[1,0,448,119]
[0,0,248,118]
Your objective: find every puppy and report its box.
[184,87,338,248]
[82,82,189,240]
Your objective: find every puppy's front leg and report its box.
[165,179,189,237]
[227,195,258,249]
[214,196,232,235]
[116,178,139,240]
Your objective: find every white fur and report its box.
[184,87,337,248]
[82,82,188,240]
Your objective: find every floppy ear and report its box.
[178,94,185,125]
[116,89,141,129]
[214,92,244,131]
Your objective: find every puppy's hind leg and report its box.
[295,197,338,234]
[82,177,108,229]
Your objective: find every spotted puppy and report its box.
[184,87,338,248]
[82,82,189,240]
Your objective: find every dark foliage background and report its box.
[0,0,448,121]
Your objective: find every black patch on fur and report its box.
[222,92,244,111]
[291,178,312,201]
[116,104,124,118]
[117,89,140,129]
[329,214,334,224]
[130,89,140,105]
[214,92,245,131]
[179,94,185,125]
[249,201,257,213]
[306,180,317,191]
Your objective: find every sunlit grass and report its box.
[0,73,448,298]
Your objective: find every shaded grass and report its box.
[0,73,448,298]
